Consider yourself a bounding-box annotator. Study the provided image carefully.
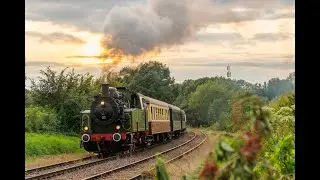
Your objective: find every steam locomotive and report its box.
[80,83,186,156]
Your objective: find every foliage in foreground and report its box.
[25,133,85,159]
[154,94,294,180]
[255,93,295,179]
[155,157,170,180]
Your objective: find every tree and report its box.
[120,61,175,103]
[287,72,295,86]
[188,80,231,126]
[100,68,124,87]
[29,67,101,132]
[265,77,294,100]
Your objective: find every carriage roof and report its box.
[137,93,169,107]
[168,104,182,111]
[81,110,90,114]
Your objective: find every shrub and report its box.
[25,106,59,133]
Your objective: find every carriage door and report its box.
[180,112,183,130]
[142,98,148,131]
[169,108,173,132]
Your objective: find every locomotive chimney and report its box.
[101,82,110,97]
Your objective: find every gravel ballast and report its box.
[99,132,205,180]
[47,132,195,180]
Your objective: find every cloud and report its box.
[26,61,66,67]
[26,60,105,70]
[25,0,295,85]
[195,33,244,42]
[192,31,294,48]
[25,0,134,32]
[25,0,294,33]
[25,31,86,44]
[98,0,294,57]
[179,61,294,70]
[192,32,256,48]
[251,33,294,41]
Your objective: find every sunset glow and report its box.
[79,58,113,65]
[82,39,104,57]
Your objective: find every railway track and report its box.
[25,155,96,174]
[25,131,193,180]
[129,131,207,180]
[82,131,206,180]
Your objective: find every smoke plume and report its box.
[100,0,286,57]
[100,0,215,56]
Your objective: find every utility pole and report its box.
[227,64,231,79]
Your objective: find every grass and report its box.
[25,133,86,163]
[25,152,92,169]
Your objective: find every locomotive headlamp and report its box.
[84,126,88,131]
[100,101,105,106]
[116,125,120,130]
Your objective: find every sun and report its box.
[78,36,115,65]
[83,40,103,56]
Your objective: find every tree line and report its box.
[25,61,295,134]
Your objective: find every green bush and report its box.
[25,106,59,133]
[269,92,295,112]
[255,93,295,179]
[210,118,233,132]
[25,133,84,159]
[269,135,295,175]
[155,156,170,180]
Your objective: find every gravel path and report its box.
[99,132,205,180]
[48,132,194,180]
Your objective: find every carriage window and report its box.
[161,109,163,119]
[156,108,158,119]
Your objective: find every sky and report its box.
[25,0,295,86]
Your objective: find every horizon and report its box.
[24,62,294,89]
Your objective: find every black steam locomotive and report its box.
[80,83,186,156]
